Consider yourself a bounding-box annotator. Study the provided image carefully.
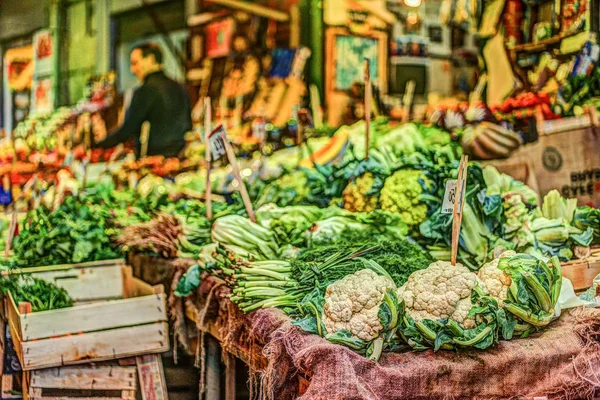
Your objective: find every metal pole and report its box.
[95,0,110,74]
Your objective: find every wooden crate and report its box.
[3,261,169,371]
[561,248,600,291]
[23,362,137,400]
[1,260,128,303]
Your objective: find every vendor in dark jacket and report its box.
[95,42,191,158]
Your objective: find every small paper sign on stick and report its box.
[140,121,151,159]
[5,212,18,260]
[204,97,213,220]
[136,354,168,400]
[208,127,227,161]
[12,173,38,208]
[81,151,91,190]
[364,58,371,160]
[252,109,267,174]
[210,124,256,222]
[402,80,416,124]
[441,180,458,214]
[450,155,469,266]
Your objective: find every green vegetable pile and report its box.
[11,196,122,267]
[175,233,432,316]
[0,274,73,312]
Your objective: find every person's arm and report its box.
[95,87,153,148]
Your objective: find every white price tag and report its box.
[442,180,457,214]
[80,158,90,176]
[128,171,139,190]
[442,179,466,214]
[208,125,227,161]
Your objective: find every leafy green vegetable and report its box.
[12,196,122,267]
[573,206,600,244]
[498,254,562,328]
[0,274,73,312]
[541,190,577,223]
[175,264,202,297]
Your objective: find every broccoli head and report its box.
[379,169,431,231]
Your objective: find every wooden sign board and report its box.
[136,355,168,400]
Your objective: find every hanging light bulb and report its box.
[406,11,419,25]
[404,0,422,7]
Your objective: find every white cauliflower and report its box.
[476,251,516,306]
[397,261,486,329]
[323,269,396,341]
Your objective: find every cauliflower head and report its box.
[477,250,516,306]
[379,169,430,230]
[397,261,485,329]
[342,172,379,213]
[323,269,396,341]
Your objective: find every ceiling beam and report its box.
[207,0,289,22]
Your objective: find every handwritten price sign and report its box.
[208,125,227,161]
[442,180,457,214]
[442,179,466,214]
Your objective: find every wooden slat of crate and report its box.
[561,255,600,291]
[130,278,158,298]
[17,322,169,371]
[1,316,5,374]
[18,295,166,341]
[27,363,137,400]
[4,260,126,274]
[30,367,136,391]
[5,295,24,365]
[5,262,125,302]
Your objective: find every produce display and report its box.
[3,3,600,397]
[11,108,73,157]
[3,116,600,366]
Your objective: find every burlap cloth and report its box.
[169,269,600,400]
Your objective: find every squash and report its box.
[300,128,349,168]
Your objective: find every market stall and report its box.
[2,0,600,398]
[172,271,600,399]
